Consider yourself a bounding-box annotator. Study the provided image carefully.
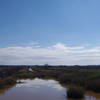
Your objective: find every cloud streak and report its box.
[0,43,100,65]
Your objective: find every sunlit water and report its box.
[0,78,100,100]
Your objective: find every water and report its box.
[0,78,100,100]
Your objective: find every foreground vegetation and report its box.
[0,65,100,93]
[0,78,16,89]
[67,87,85,99]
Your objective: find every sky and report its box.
[0,0,100,65]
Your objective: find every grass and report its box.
[67,87,85,99]
[0,78,16,89]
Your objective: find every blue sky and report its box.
[1,0,100,47]
[1,0,100,65]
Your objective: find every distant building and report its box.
[28,67,33,72]
[44,64,49,67]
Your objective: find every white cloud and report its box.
[0,42,100,65]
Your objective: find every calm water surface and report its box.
[0,78,100,100]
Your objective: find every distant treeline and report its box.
[1,64,100,67]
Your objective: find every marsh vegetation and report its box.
[0,65,100,99]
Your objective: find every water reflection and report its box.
[0,78,100,100]
[16,78,64,91]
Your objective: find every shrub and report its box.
[86,80,100,92]
[4,78,16,85]
[67,87,85,99]
[0,80,5,89]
